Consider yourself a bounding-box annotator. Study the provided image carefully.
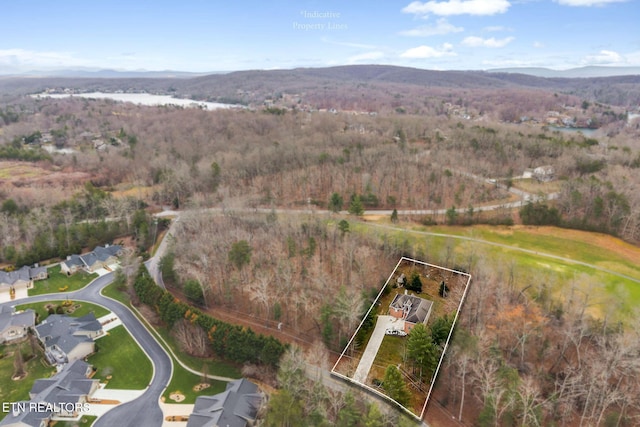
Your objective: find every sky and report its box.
[1,0,639,74]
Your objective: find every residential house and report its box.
[0,265,48,295]
[34,313,103,365]
[0,402,51,427]
[60,244,123,275]
[187,378,263,427]
[60,254,86,275]
[0,306,36,344]
[0,360,98,427]
[389,293,433,334]
[29,360,98,417]
[533,165,555,182]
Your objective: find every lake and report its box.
[31,92,240,110]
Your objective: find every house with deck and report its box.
[34,313,103,366]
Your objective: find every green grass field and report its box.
[29,265,98,296]
[0,344,55,422]
[162,359,227,404]
[87,325,152,390]
[15,301,110,323]
[352,221,640,324]
[51,415,97,427]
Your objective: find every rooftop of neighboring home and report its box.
[0,306,36,334]
[35,313,102,340]
[187,378,262,427]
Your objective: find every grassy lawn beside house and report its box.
[162,359,227,404]
[87,325,152,390]
[0,343,55,422]
[29,265,98,296]
[15,301,110,324]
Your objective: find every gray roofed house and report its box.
[34,313,103,365]
[187,378,263,427]
[0,265,48,298]
[389,293,434,334]
[79,252,101,272]
[60,244,123,275]
[0,360,98,426]
[0,401,52,427]
[0,306,36,344]
[60,254,86,275]
[0,267,32,295]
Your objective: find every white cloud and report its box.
[347,51,385,63]
[0,48,80,67]
[400,43,456,58]
[555,0,627,6]
[399,18,464,36]
[582,50,624,64]
[533,41,545,48]
[402,0,511,16]
[462,36,514,47]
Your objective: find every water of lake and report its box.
[31,92,240,110]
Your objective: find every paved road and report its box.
[1,273,173,427]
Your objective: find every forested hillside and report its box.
[1,68,639,425]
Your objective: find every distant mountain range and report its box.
[0,68,213,79]
[2,64,639,107]
[2,65,638,79]
[487,66,640,78]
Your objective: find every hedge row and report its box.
[133,266,286,367]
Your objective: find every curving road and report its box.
[0,273,173,427]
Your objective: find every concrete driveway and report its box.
[353,315,398,384]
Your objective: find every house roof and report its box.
[0,308,36,334]
[0,266,30,287]
[63,254,86,269]
[80,252,100,268]
[46,334,93,354]
[35,313,102,354]
[0,400,51,427]
[29,266,48,279]
[94,244,122,259]
[390,294,433,325]
[29,360,97,410]
[187,378,261,427]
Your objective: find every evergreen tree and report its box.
[391,208,399,223]
[348,195,364,216]
[382,365,410,406]
[407,323,439,381]
[337,392,360,427]
[328,192,344,213]
[407,272,422,293]
[364,403,385,427]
